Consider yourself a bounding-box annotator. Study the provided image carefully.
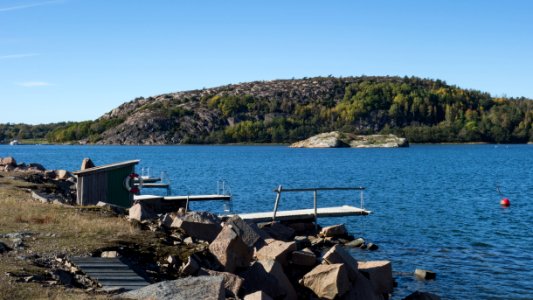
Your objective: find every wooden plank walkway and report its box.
[69,257,149,291]
[232,205,371,223]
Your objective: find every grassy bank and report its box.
[0,174,147,299]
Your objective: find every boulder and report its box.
[28,163,45,171]
[291,249,317,267]
[159,213,174,228]
[80,158,95,170]
[255,240,296,267]
[118,275,225,300]
[403,291,441,300]
[366,242,379,251]
[293,236,311,250]
[0,156,17,166]
[345,238,365,248]
[322,245,359,281]
[31,191,51,203]
[198,268,244,298]
[340,271,382,300]
[171,211,222,242]
[240,262,285,299]
[299,263,351,299]
[415,269,436,280]
[358,260,394,295]
[259,260,297,300]
[260,222,295,241]
[179,256,200,276]
[320,224,347,238]
[225,215,262,247]
[101,251,119,258]
[287,222,316,234]
[128,203,156,221]
[96,201,127,215]
[244,291,274,300]
[55,170,71,180]
[43,170,56,179]
[209,225,253,273]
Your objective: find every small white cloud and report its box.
[0,53,39,60]
[17,81,51,87]
[0,0,64,13]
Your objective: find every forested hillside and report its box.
[3,76,533,144]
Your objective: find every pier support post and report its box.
[273,185,282,221]
[313,190,318,232]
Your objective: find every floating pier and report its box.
[236,205,370,223]
[228,185,370,223]
[69,257,149,291]
[134,194,231,202]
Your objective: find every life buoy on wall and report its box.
[124,173,141,194]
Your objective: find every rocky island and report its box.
[290,132,409,148]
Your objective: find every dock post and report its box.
[185,195,190,212]
[272,185,282,222]
[313,190,318,232]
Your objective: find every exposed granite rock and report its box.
[299,263,351,299]
[118,275,225,300]
[290,132,349,148]
[208,225,253,273]
[290,131,408,148]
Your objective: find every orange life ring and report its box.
[124,173,141,194]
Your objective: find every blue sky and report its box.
[1,0,532,124]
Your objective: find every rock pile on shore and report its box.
[121,205,395,300]
[0,156,76,204]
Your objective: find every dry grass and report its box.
[0,174,156,299]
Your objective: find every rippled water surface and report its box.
[2,144,532,299]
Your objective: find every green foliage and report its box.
[45,117,125,143]
[0,123,69,143]
[208,95,256,117]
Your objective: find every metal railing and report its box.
[272,185,366,223]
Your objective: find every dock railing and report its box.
[272,185,366,225]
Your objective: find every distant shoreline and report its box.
[3,141,532,146]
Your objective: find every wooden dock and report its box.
[69,257,149,291]
[134,194,231,202]
[232,205,370,223]
[133,194,232,214]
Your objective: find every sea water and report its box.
[2,144,532,299]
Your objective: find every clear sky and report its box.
[1,0,532,124]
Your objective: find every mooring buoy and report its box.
[500,198,510,207]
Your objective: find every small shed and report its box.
[74,160,140,207]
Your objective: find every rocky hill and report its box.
[41,76,533,144]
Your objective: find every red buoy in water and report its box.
[500,198,510,207]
